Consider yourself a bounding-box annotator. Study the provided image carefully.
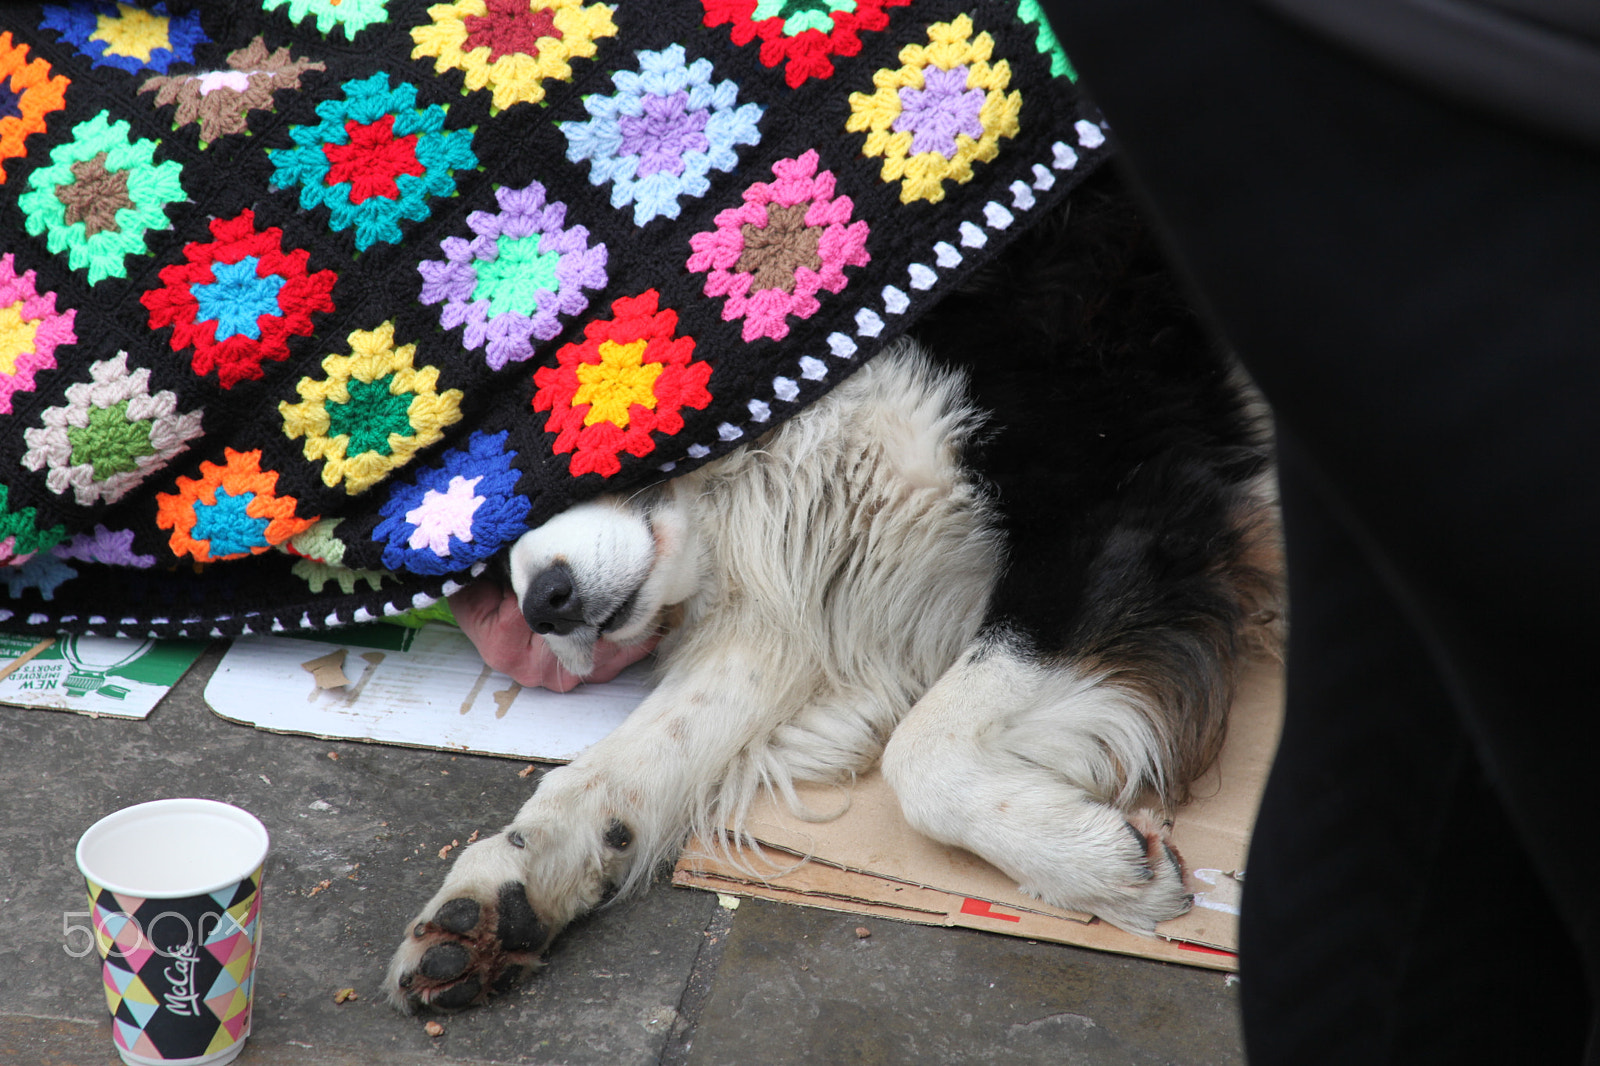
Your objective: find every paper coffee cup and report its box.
[76,799,269,1066]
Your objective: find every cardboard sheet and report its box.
[203,624,652,762]
[674,659,1284,970]
[0,631,209,719]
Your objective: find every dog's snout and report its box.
[522,563,586,635]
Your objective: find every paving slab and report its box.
[0,643,715,1066]
[681,899,1243,1066]
[0,643,1246,1065]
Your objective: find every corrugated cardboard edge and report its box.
[671,658,1283,971]
[672,866,1238,972]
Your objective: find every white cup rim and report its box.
[77,798,269,899]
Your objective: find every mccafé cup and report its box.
[75,799,269,1066]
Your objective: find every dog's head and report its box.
[505,488,702,676]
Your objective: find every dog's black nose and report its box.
[521,563,586,636]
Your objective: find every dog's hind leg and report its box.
[881,629,1195,935]
[384,643,804,1012]
[881,483,1281,935]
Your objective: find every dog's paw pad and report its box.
[389,882,548,1013]
[428,975,484,1011]
[495,882,546,952]
[432,897,481,935]
[418,942,472,981]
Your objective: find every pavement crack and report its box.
[656,899,737,1066]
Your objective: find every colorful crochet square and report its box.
[1015,0,1074,80]
[417,181,608,370]
[846,14,1023,204]
[701,0,910,88]
[532,289,712,478]
[291,556,388,594]
[0,482,67,568]
[39,2,206,74]
[154,448,317,563]
[373,430,532,574]
[21,352,206,506]
[685,149,870,342]
[268,73,478,251]
[140,37,327,147]
[17,111,186,286]
[142,210,337,390]
[411,0,618,112]
[279,321,466,495]
[55,524,156,568]
[560,44,764,227]
[262,0,389,39]
[278,517,348,567]
[0,253,77,416]
[2,552,76,598]
[0,32,69,185]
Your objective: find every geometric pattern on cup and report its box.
[85,869,262,1061]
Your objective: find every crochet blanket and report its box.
[0,0,1107,640]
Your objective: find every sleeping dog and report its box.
[386,170,1283,1011]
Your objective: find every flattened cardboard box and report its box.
[0,631,208,719]
[204,624,651,762]
[674,660,1283,971]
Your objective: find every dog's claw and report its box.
[491,963,531,994]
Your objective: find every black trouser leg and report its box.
[1243,435,1589,1064]
[1041,0,1600,1058]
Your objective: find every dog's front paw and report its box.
[385,810,635,1012]
[387,880,550,1012]
[384,827,566,1013]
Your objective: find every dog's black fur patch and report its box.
[913,169,1277,792]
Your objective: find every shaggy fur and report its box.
[385,170,1283,1012]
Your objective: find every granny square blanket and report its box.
[0,0,1107,640]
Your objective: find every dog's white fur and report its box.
[509,342,1003,879]
[388,340,1224,1005]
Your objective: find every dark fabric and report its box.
[0,0,1102,639]
[1263,0,1600,148]
[1251,434,1590,1063]
[1039,0,1600,1060]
